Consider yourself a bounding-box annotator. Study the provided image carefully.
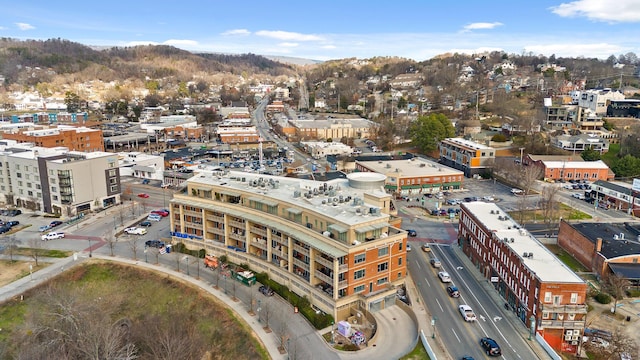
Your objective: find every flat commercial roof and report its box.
[463,202,584,284]
[357,158,463,178]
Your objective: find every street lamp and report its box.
[257,299,262,324]
[88,237,92,257]
[431,316,437,339]
[144,248,148,263]
[331,321,334,344]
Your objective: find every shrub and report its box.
[627,289,640,298]
[594,292,611,304]
[491,133,507,142]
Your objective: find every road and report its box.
[403,210,543,359]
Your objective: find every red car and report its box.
[151,210,169,217]
[137,193,150,198]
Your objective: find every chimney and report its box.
[596,237,603,252]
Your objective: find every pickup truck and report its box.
[124,227,147,235]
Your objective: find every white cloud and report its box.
[321,45,337,49]
[523,42,624,58]
[462,22,503,32]
[0,26,6,30]
[550,0,640,22]
[278,42,299,47]
[125,41,160,47]
[164,39,199,46]
[15,22,35,30]
[221,29,251,36]
[255,30,323,42]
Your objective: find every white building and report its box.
[118,152,165,181]
[301,141,354,159]
[577,88,625,115]
[0,140,121,216]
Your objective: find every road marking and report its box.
[435,298,444,312]
[493,316,502,322]
[451,328,461,342]
[479,315,486,322]
[456,266,464,270]
[424,277,431,287]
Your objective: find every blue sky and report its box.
[1,0,639,61]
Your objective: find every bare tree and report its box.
[12,285,137,359]
[582,327,637,360]
[262,301,271,331]
[103,229,118,257]
[5,235,19,261]
[516,165,544,196]
[539,185,561,225]
[127,236,139,261]
[606,274,631,314]
[135,308,204,360]
[27,237,43,267]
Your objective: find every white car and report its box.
[147,214,162,222]
[41,232,65,241]
[438,271,451,283]
[458,304,477,322]
[124,227,147,235]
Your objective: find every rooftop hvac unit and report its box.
[293,190,301,198]
[523,252,528,258]
[490,210,495,214]
[322,200,327,205]
[614,234,619,240]
[510,238,515,243]
[356,208,362,214]
[498,216,504,220]
[385,164,391,168]
[504,238,509,242]
[420,163,426,167]
[529,253,533,258]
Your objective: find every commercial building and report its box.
[459,202,587,354]
[525,157,614,182]
[557,220,640,286]
[289,116,375,141]
[355,157,464,196]
[118,152,165,182]
[0,140,121,216]
[3,125,104,152]
[588,180,638,214]
[170,171,408,319]
[438,138,495,177]
[576,88,625,116]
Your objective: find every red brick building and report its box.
[558,220,640,285]
[459,202,588,354]
[3,125,104,152]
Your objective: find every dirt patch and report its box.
[0,260,40,287]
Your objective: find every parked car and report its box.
[124,227,147,235]
[406,244,412,252]
[259,285,274,296]
[137,193,150,198]
[430,258,442,268]
[151,210,169,217]
[480,337,502,356]
[2,209,21,216]
[438,271,452,283]
[6,221,19,227]
[407,229,417,237]
[145,240,165,248]
[0,226,10,234]
[49,220,63,228]
[447,285,460,297]
[421,243,431,252]
[39,224,51,232]
[139,221,152,227]
[147,214,162,222]
[458,305,477,322]
[41,232,65,241]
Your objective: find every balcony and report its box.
[338,280,348,289]
[250,226,268,237]
[540,304,588,314]
[293,244,309,256]
[540,319,586,329]
[206,214,224,222]
[315,270,333,284]
[206,227,225,236]
[315,256,333,269]
[228,232,246,242]
[338,263,348,273]
[293,258,309,270]
[228,220,245,228]
[250,238,268,250]
[183,210,202,217]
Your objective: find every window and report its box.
[544,292,552,303]
[354,253,366,264]
[377,262,388,272]
[27,191,33,196]
[398,242,403,251]
[378,247,388,257]
[51,186,57,192]
[570,293,578,304]
[354,269,365,280]
[354,285,365,293]
[377,277,388,285]
[52,195,58,201]
[542,311,549,319]
[553,295,561,305]
[398,257,403,266]
[16,173,22,178]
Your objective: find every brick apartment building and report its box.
[459,202,587,354]
[3,125,104,152]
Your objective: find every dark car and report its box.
[461,357,475,360]
[259,285,274,296]
[6,209,21,217]
[480,337,501,356]
[50,220,63,228]
[144,240,165,248]
[6,221,19,227]
[447,286,460,298]
[0,226,10,234]
[139,221,152,227]
[407,229,417,237]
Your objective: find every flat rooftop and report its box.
[565,222,640,260]
[187,170,391,227]
[463,202,584,284]
[443,138,493,150]
[357,158,463,178]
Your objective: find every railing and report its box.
[293,258,309,270]
[250,226,268,237]
[540,304,588,314]
[338,280,347,289]
[183,210,202,217]
[293,244,309,255]
[315,256,333,269]
[314,270,333,284]
[206,227,225,236]
[228,220,245,228]
[338,263,348,272]
[250,239,267,250]
[206,214,224,222]
[540,319,586,328]
[228,232,245,241]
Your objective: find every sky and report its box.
[1,0,639,62]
